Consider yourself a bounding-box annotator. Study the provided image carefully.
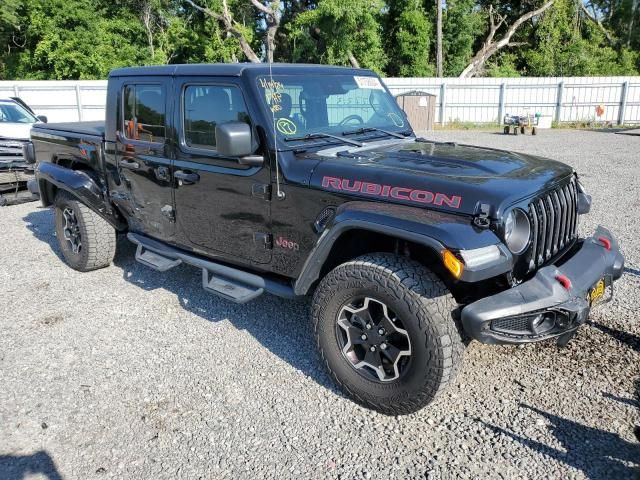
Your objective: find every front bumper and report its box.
[461,226,624,345]
[0,164,38,205]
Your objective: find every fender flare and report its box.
[293,202,510,295]
[36,162,126,230]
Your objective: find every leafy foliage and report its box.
[524,0,639,76]
[289,0,387,73]
[0,0,638,79]
[385,0,434,76]
[442,0,485,76]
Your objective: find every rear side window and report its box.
[123,84,165,143]
[183,85,251,151]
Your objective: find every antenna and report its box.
[268,60,286,200]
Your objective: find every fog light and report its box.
[530,313,555,334]
[556,312,569,328]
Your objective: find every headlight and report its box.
[504,208,531,254]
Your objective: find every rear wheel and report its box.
[503,126,510,135]
[54,191,116,272]
[312,254,464,415]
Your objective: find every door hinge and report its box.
[254,232,273,249]
[252,183,272,201]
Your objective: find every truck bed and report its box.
[34,121,105,138]
[31,121,106,172]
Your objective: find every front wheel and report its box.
[311,254,464,415]
[54,191,116,272]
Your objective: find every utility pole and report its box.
[436,0,443,77]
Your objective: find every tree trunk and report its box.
[347,51,360,69]
[436,0,443,77]
[250,0,281,63]
[459,1,554,78]
[184,0,262,63]
[628,0,637,47]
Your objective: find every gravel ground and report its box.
[0,129,638,480]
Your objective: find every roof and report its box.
[109,63,374,78]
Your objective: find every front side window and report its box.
[183,84,251,151]
[123,84,165,143]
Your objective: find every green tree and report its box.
[384,0,434,76]
[525,0,639,76]
[289,0,387,73]
[4,0,154,79]
[443,0,484,76]
[0,0,22,77]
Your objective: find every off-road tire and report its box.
[312,253,464,415]
[54,190,116,272]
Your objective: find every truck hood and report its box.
[307,138,574,217]
[0,123,34,141]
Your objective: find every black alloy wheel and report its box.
[336,296,412,382]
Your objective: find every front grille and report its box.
[491,315,532,335]
[526,176,579,273]
[0,140,27,163]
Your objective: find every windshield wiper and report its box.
[342,127,409,139]
[284,132,363,147]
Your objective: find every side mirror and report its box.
[37,115,48,123]
[215,122,263,166]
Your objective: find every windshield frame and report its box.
[0,100,39,124]
[249,72,413,151]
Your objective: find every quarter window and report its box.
[183,85,251,151]
[123,84,165,143]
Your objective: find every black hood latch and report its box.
[473,203,492,229]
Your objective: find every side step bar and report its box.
[127,232,296,303]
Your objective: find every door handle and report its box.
[174,170,200,185]
[119,159,140,170]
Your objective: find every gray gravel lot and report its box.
[1,129,639,480]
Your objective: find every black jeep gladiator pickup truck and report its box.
[30,63,624,415]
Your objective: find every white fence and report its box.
[2,76,640,125]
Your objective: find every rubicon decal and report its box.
[321,176,462,209]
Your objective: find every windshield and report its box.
[0,101,38,124]
[255,74,410,143]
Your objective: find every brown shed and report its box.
[395,91,437,132]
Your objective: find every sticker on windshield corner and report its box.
[276,118,297,135]
[387,112,405,127]
[354,76,384,90]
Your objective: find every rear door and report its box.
[172,77,272,264]
[113,78,175,240]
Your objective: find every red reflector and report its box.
[555,274,572,290]
[598,237,611,251]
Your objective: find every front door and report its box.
[114,79,175,241]
[172,78,272,265]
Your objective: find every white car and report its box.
[0,98,45,204]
